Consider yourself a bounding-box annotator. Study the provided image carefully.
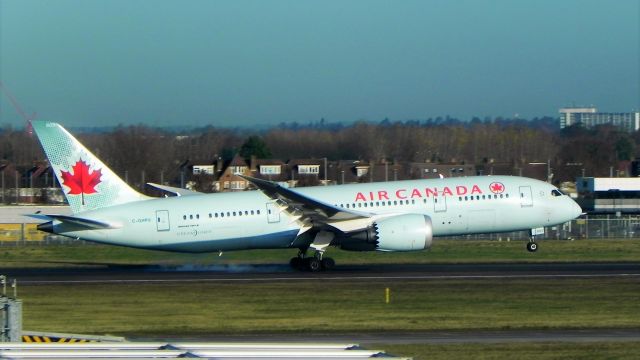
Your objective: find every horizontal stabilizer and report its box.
[26,214,117,230]
[146,183,201,196]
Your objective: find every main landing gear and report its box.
[290,250,335,272]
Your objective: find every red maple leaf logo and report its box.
[489,182,505,194]
[60,160,102,195]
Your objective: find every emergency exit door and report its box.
[266,202,281,223]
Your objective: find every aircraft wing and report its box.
[146,183,201,196]
[240,175,369,223]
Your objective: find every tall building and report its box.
[559,107,640,132]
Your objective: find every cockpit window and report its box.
[551,189,564,197]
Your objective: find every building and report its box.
[214,154,251,191]
[576,177,640,214]
[559,107,640,132]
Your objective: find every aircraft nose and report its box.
[569,199,582,219]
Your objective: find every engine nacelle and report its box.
[338,214,433,252]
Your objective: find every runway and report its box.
[6,262,640,284]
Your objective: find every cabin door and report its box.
[156,210,170,231]
[519,186,533,207]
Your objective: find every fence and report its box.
[1,215,640,246]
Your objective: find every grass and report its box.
[377,342,640,360]
[9,240,639,359]
[1,238,640,267]
[19,277,640,336]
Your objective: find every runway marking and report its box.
[19,272,640,285]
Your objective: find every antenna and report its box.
[0,81,37,135]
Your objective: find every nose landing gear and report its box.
[527,228,543,253]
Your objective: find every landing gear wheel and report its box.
[527,242,538,252]
[307,258,322,272]
[321,257,335,270]
[289,257,303,269]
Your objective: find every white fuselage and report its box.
[50,176,582,252]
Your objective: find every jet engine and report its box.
[337,214,433,251]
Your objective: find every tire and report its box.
[307,258,322,272]
[321,257,335,270]
[527,242,538,252]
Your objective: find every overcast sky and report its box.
[0,0,638,128]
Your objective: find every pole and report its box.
[323,158,327,185]
[1,171,4,204]
[15,171,19,204]
[385,288,390,304]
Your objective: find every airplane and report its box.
[30,121,582,271]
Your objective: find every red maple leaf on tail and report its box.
[61,160,102,195]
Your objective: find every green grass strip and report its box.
[20,277,640,336]
[1,239,640,267]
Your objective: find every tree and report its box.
[239,136,272,160]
